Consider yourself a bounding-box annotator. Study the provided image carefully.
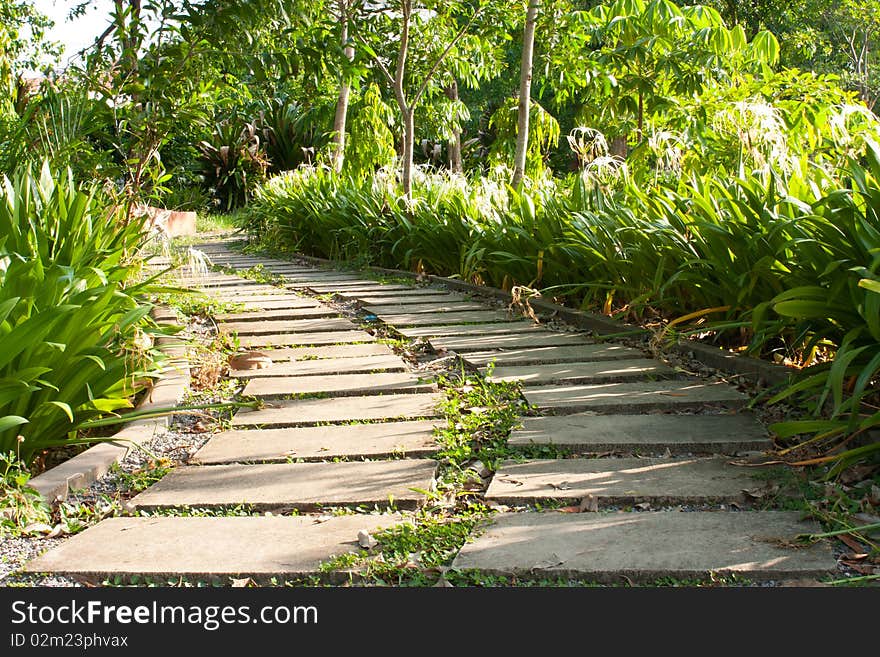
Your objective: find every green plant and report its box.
[0,163,168,465]
[0,450,52,537]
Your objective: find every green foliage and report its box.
[0,164,163,465]
[0,450,52,537]
[489,97,560,176]
[344,84,397,178]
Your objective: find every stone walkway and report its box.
[26,243,836,585]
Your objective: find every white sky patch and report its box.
[33,0,116,65]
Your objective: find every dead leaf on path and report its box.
[742,484,779,500]
[229,351,273,370]
[231,577,255,588]
[839,560,877,575]
[579,495,599,512]
[312,515,333,525]
[192,421,210,433]
[23,522,53,535]
[839,464,878,485]
[635,502,651,510]
[497,476,523,487]
[548,481,571,491]
[838,533,867,554]
[557,506,581,513]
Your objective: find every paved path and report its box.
[26,242,835,584]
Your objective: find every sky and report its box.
[32,0,117,66]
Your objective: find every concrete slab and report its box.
[377,310,517,327]
[210,293,305,303]
[129,460,438,511]
[215,307,334,322]
[194,420,439,463]
[237,330,375,348]
[222,318,356,335]
[338,290,465,302]
[265,343,396,360]
[201,285,288,303]
[302,283,414,293]
[450,512,835,582]
[462,344,645,366]
[509,413,771,453]
[236,299,332,311]
[364,301,489,314]
[525,380,749,414]
[485,359,676,386]
[486,457,757,505]
[231,392,442,428]
[242,373,435,398]
[230,354,405,378]
[397,321,542,338]
[25,515,405,580]
[431,332,596,352]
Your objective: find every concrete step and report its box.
[215,307,335,321]
[525,380,749,414]
[25,515,405,582]
[364,301,489,314]
[231,393,442,428]
[462,344,645,366]
[129,459,438,511]
[430,332,596,352]
[263,343,396,361]
[221,318,357,335]
[509,412,772,454]
[378,310,517,327]
[484,359,676,386]
[338,290,467,302]
[450,511,835,583]
[241,373,435,399]
[230,354,405,378]
[194,420,439,463]
[397,321,542,338]
[486,457,758,506]
[237,330,375,348]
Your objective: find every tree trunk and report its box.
[637,91,644,144]
[512,0,540,189]
[445,81,463,173]
[402,107,415,197]
[331,1,354,173]
[610,135,627,158]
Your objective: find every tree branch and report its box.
[353,32,395,89]
[412,3,483,107]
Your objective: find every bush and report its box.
[0,163,163,465]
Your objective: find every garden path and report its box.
[26,242,835,584]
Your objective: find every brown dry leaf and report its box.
[839,560,878,575]
[838,533,867,554]
[839,464,878,485]
[579,495,599,512]
[557,506,581,513]
[192,421,210,433]
[23,522,53,535]
[548,481,571,491]
[231,577,255,588]
[229,351,273,371]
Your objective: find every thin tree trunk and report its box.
[402,107,415,197]
[637,91,643,144]
[610,135,627,158]
[512,0,539,189]
[331,0,354,172]
[445,81,463,173]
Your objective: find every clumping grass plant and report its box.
[0,163,167,466]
